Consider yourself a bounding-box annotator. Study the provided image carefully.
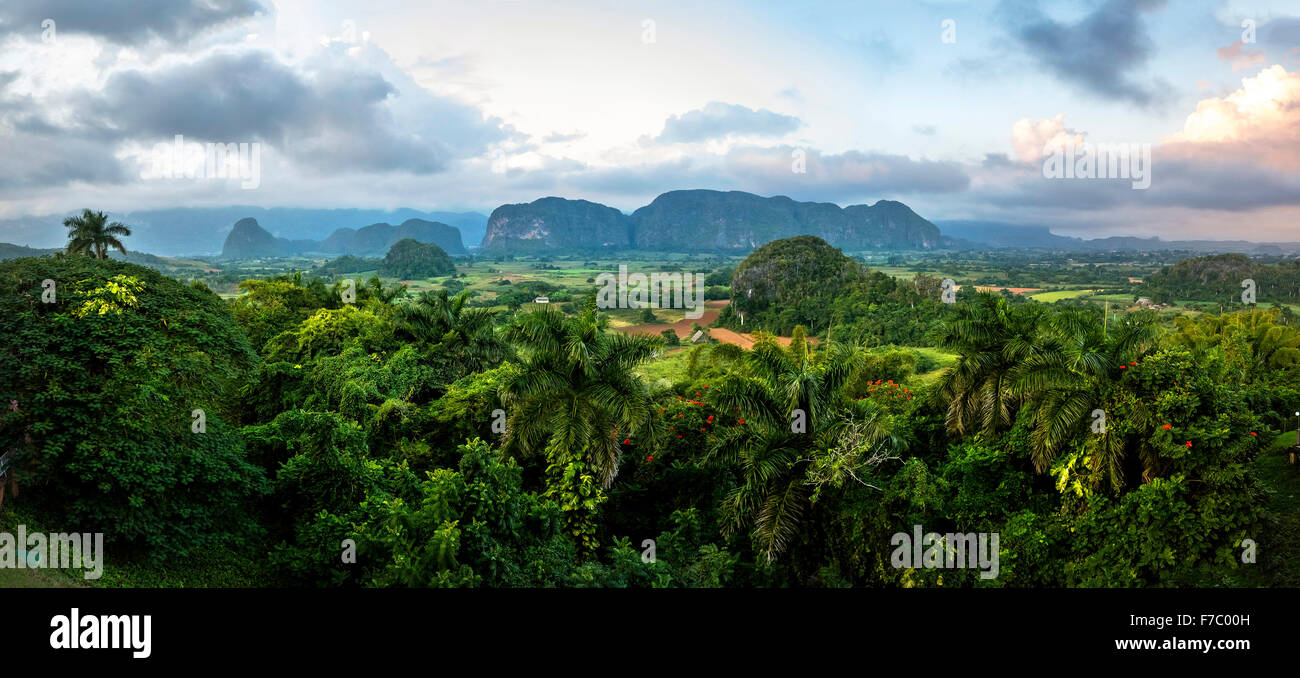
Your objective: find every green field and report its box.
[1029,289,1097,302]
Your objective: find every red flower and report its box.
[1250,432,1258,436]
[1162,424,1171,430]
[1129,362,1137,366]
[676,435,683,439]
[1185,441,1193,447]
[703,385,710,389]
[696,392,702,396]
[1119,365,1126,370]
[623,438,631,444]
[738,418,746,424]
[646,456,654,461]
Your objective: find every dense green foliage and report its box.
[0,257,266,558]
[1144,253,1300,305]
[380,238,455,280]
[3,232,1292,588]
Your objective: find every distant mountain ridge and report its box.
[0,207,488,256]
[220,217,465,259]
[481,190,942,253]
[938,220,1300,254]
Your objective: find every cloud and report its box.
[543,131,586,143]
[0,0,263,45]
[1010,114,1086,163]
[1163,65,1300,170]
[0,70,127,190]
[1217,41,1267,71]
[1002,0,1169,106]
[655,102,802,144]
[980,70,1300,215]
[73,48,512,175]
[722,146,970,198]
[1261,17,1300,50]
[912,124,937,136]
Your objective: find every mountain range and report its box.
[481,190,942,253]
[0,207,488,257]
[219,217,466,258]
[938,221,1300,254]
[5,193,1300,259]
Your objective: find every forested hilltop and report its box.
[1,224,1296,588]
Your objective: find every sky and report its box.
[1,0,1299,245]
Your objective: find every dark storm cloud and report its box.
[0,70,128,190]
[0,0,263,44]
[1000,0,1169,106]
[75,49,510,174]
[655,102,803,143]
[88,51,319,142]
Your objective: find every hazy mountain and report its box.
[481,190,942,253]
[319,219,465,256]
[939,220,1300,254]
[0,207,488,256]
[0,243,58,260]
[937,221,1085,249]
[221,218,304,258]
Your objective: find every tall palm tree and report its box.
[64,209,131,259]
[498,305,662,488]
[1012,308,1158,489]
[707,331,900,562]
[933,293,1043,437]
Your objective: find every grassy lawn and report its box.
[634,347,693,389]
[1029,289,1096,303]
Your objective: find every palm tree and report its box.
[395,289,506,375]
[707,330,900,562]
[64,209,131,259]
[498,305,662,488]
[933,293,1043,437]
[1011,308,1158,489]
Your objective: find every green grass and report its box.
[1030,289,1096,303]
[634,347,692,389]
[1089,293,1136,303]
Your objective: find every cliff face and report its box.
[481,190,941,253]
[481,197,631,253]
[220,218,297,258]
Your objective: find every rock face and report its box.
[479,190,941,253]
[220,218,303,258]
[481,198,630,253]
